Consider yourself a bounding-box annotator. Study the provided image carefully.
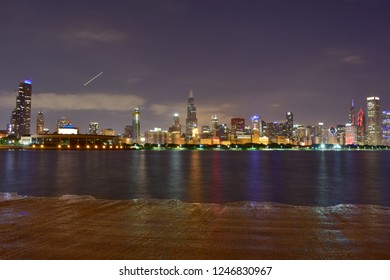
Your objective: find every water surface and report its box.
[1,150,389,206]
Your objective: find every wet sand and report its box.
[1,194,390,259]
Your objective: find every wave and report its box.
[1,192,390,212]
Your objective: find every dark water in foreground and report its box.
[0,150,389,206]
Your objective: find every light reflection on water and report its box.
[0,150,389,206]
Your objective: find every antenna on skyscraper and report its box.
[189,88,193,98]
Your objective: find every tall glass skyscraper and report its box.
[382,110,390,146]
[11,79,32,138]
[285,112,293,139]
[210,114,218,136]
[356,108,365,145]
[366,96,382,146]
[36,110,44,135]
[132,106,141,143]
[349,99,355,125]
[185,89,197,142]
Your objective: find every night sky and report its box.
[1,0,389,134]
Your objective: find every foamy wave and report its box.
[59,195,97,202]
[1,193,390,211]
[0,192,27,201]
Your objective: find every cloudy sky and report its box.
[1,0,389,134]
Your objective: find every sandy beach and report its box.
[1,194,390,260]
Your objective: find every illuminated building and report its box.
[201,126,212,139]
[251,115,261,143]
[185,89,198,142]
[216,124,229,141]
[102,128,116,136]
[210,114,218,136]
[124,125,132,138]
[337,125,346,145]
[356,108,365,145]
[251,115,260,132]
[58,124,79,135]
[145,127,168,144]
[285,112,293,140]
[10,79,32,138]
[57,117,71,131]
[366,96,381,145]
[132,106,141,143]
[89,122,99,135]
[265,122,285,143]
[349,99,355,125]
[231,117,245,141]
[36,111,44,135]
[314,122,324,144]
[169,113,181,134]
[327,126,338,144]
[382,110,390,146]
[345,123,357,145]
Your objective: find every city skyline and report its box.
[1,0,390,133]
[2,78,390,139]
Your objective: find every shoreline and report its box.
[1,195,390,260]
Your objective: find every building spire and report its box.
[189,88,193,98]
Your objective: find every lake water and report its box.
[0,150,389,206]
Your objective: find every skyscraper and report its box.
[356,108,365,145]
[132,106,141,143]
[89,122,99,135]
[382,111,390,146]
[11,79,32,138]
[349,99,355,125]
[36,111,44,135]
[169,113,181,134]
[231,118,245,140]
[251,115,260,132]
[366,96,382,145]
[285,112,293,139]
[210,114,218,136]
[185,89,197,142]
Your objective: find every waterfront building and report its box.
[293,125,306,145]
[382,110,390,146]
[345,123,357,145]
[89,122,99,135]
[145,127,168,144]
[231,117,245,141]
[124,125,132,138]
[132,106,141,143]
[337,125,346,145]
[201,125,212,139]
[58,124,79,135]
[216,124,229,141]
[356,108,365,145]
[285,112,293,140]
[313,122,325,144]
[366,96,382,145]
[36,111,44,135]
[169,113,181,134]
[305,126,315,145]
[57,117,71,132]
[10,79,32,138]
[327,126,338,145]
[102,128,116,136]
[266,122,285,143]
[251,115,260,132]
[185,89,198,142]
